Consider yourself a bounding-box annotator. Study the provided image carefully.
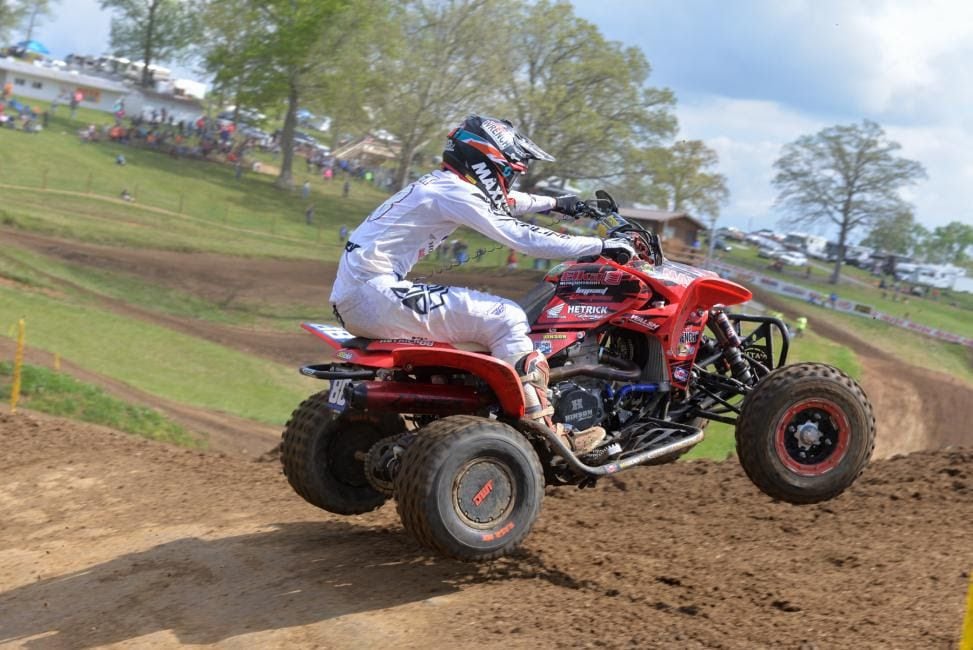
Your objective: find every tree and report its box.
[200,0,382,188]
[0,1,29,43]
[645,140,729,217]
[371,0,510,190]
[922,221,973,265]
[861,208,924,257]
[100,0,197,88]
[496,0,676,194]
[772,120,926,284]
[19,0,60,41]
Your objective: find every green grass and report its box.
[777,295,973,385]
[0,285,317,424]
[1,361,203,448]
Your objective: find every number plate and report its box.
[327,379,352,412]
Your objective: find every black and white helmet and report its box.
[442,114,555,211]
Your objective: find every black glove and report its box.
[601,237,636,264]
[553,194,582,216]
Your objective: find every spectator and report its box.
[323,166,333,181]
[828,292,838,309]
[302,180,311,200]
[506,249,518,270]
[339,225,348,242]
[116,153,126,166]
[120,189,134,202]
[305,204,315,225]
[342,180,350,198]
[235,161,243,180]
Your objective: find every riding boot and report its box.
[510,351,606,454]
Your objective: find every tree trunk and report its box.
[831,223,848,284]
[141,0,158,88]
[275,80,299,189]
[394,142,416,191]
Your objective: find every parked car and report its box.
[713,237,733,251]
[775,251,808,266]
[758,242,784,258]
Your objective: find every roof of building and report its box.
[618,206,707,230]
[0,56,129,93]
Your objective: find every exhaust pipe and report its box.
[349,381,491,414]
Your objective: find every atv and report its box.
[280,191,875,561]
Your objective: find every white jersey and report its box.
[330,169,602,303]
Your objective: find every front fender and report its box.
[391,347,525,418]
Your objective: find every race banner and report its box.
[708,261,973,349]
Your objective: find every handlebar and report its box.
[573,191,666,266]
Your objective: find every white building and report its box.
[0,56,129,113]
[0,56,205,122]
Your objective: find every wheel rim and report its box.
[452,456,516,528]
[774,398,850,476]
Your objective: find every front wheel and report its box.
[394,415,544,561]
[735,363,875,504]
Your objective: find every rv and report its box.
[784,232,828,259]
[910,264,967,290]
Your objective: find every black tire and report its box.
[736,362,875,504]
[394,415,544,561]
[281,392,405,515]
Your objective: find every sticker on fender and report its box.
[327,379,352,412]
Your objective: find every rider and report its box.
[329,114,635,444]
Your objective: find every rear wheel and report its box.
[736,363,874,504]
[281,392,405,515]
[394,415,544,561]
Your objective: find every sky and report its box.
[26,0,973,236]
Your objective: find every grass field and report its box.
[1,361,202,447]
[720,244,973,338]
[0,285,316,424]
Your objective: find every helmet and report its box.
[442,115,555,212]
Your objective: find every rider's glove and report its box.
[553,194,582,216]
[601,237,636,264]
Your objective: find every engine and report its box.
[551,380,607,431]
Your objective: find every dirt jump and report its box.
[2,230,972,647]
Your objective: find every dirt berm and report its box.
[1,409,971,649]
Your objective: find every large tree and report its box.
[19,0,59,41]
[200,0,381,188]
[496,0,676,193]
[645,139,729,217]
[772,120,926,283]
[371,0,509,190]
[100,0,197,88]
[0,1,28,43]
[921,221,973,265]
[861,208,924,257]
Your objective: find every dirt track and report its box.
[2,229,973,648]
[2,410,972,648]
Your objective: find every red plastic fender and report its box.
[391,347,526,418]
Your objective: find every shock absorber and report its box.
[710,308,753,384]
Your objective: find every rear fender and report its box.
[391,347,525,418]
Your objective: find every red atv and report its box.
[281,191,875,561]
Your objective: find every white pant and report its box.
[331,274,534,360]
